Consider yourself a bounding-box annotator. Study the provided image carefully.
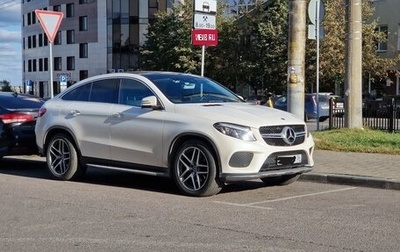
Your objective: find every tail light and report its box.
[38,107,47,117]
[0,113,34,124]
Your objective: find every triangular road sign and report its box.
[35,10,64,43]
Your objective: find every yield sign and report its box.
[35,10,64,43]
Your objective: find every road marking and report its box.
[212,201,274,210]
[213,187,357,209]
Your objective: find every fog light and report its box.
[229,152,254,167]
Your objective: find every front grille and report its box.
[260,125,306,146]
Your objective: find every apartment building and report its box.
[371,0,400,96]
[22,0,171,98]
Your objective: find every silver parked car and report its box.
[35,72,315,196]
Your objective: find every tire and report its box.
[172,140,222,197]
[261,174,300,186]
[46,133,85,181]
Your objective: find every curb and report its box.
[299,173,400,191]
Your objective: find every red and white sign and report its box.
[35,10,64,43]
[192,29,218,46]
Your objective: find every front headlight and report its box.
[213,122,256,141]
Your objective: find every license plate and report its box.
[276,154,302,166]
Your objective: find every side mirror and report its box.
[141,96,162,110]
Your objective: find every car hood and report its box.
[173,103,304,127]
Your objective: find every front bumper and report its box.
[220,166,313,182]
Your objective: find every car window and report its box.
[275,96,287,105]
[145,74,240,104]
[62,83,91,101]
[0,93,44,109]
[89,79,119,103]
[318,96,330,102]
[119,78,154,107]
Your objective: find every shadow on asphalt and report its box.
[0,156,270,196]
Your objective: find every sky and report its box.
[0,1,21,86]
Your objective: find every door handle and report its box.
[70,110,81,116]
[112,112,124,118]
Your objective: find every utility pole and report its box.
[344,0,363,128]
[287,0,307,121]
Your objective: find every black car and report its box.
[0,92,45,158]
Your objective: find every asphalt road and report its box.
[0,156,399,252]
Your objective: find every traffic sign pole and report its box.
[201,46,205,76]
[35,10,63,98]
[49,43,54,98]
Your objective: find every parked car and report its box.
[0,92,45,158]
[35,72,315,197]
[246,95,268,105]
[274,93,343,122]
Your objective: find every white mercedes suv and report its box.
[35,72,314,196]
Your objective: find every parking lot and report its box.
[0,156,399,252]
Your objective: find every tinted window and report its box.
[62,83,91,101]
[89,79,119,103]
[275,96,287,105]
[144,73,239,103]
[0,93,44,109]
[318,96,330,102]
[119,78,153,107]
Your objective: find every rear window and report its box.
[0,92,44,110]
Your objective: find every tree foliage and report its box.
[210,0,288,95]
[140,2,201,73]
[140,0,398,96]
[306,0,399,94]
[1,80,12,92]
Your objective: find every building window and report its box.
[32,11,36,24]
[67,30,75,44]
[39,34,43,47]
[39,58,43,71]
[377,25,388,52]
[44,35,48,46]
[44,58,49,71]
[33,59,37,72]
[66,3,75,17]
[54,57,62,71]
[79,16,88,31]
[79,0,88,4]
[54,31,62,45]
[79,70,88,81]
[67,56,75,70]
[27,12,31,25]
[32,35,36,48]
[28,36,32,48]
[79,43,88,58]
[53,5,61,12]
[28,60,32,72]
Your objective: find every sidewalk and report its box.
[300,150,400,190]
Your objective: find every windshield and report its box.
[143,73,242,104]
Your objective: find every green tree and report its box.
[1,80,12,92]
[140,2,201,73]
[207,0,289,96]
[306,0,399,94]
